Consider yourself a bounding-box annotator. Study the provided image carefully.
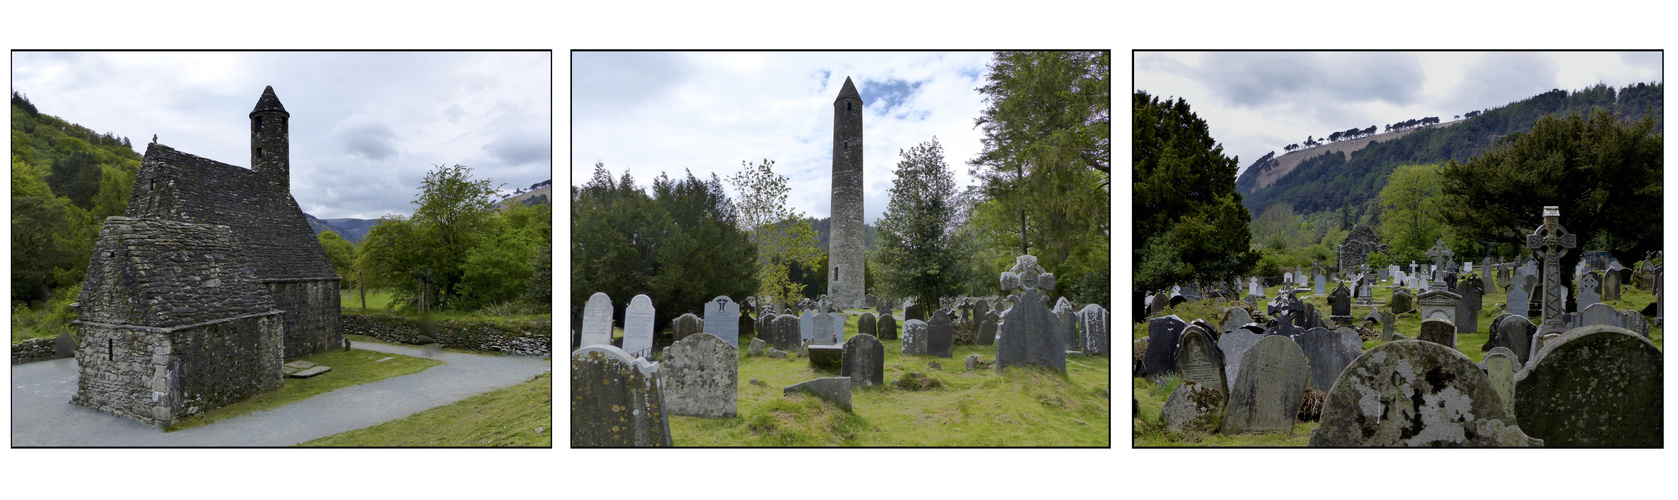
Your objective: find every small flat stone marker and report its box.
[784,377,852,411]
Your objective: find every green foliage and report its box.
[302,372,551,447]
[573,163,757,328]
[1365,252,1389,269]
[1133,91,1257,292]
[1438,107,1662,267]
[727,159,820,307]
[969,51,1110,293]
[316,230,357,284]
[1378,163,1446,261]
[876,138,974,311]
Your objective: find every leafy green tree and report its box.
[571,164,661,318]
[316,230,357,285]
[727,159,821,308]
[645,170,758,326]
[1437,108,1662,263]
[1378,163,1446,263]
[49,149,103,209]
[409,164,501,307]
[968,50,1110,295]
[1133,91,1257,293]
[876,138,971,312]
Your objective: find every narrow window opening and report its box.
[834,265,840,282]
[257,147,263,158]
[254,116,262,133]
[108,339,114,361]
[846,102,851,111]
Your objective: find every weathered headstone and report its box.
[1578,270,1602,308]
[580,292,616,348]
[901,319,929,356]
[1314,274,1327,296]
[1426,239,1453,287]
[1142,315,1187,378]
[1308,340,1537,447]
[977,310,999,345]
[1053,298,1076,349]
[1514,325,1663,447]
[1078,304,1109,355]
[703,296,741,347]
[1604,269,1622,301]
[1418,318,1456,349]
[1161,381,1225,435]
[1480,347,1519,419]
[858,312,877,337]
[571,345,672,447]
[1176,326,1228,396]
[877,314,898,341]
[748,337,766,356]
[1455,279,1481,334]
[783,377,852,411]
[1527,207,1577,336]
[770,314,800,351]
[622,294,655,358]
[1380,309,1396,341]
[1328,283,1352,326]
[831,312,847,344]
[1222,335,1310,435]
[659,333,738,418]
[1416,289,1460,324]
[1215,328,1265,387]
[905,303,924,323]
[1220,306,1252,333]
[798,310,815,343]
[812,312,836,346]
[1295,327,1361,392]
[1578,302,1620,328]
[841,334,885,387]
[926,309,954,358]
[672,313,704,343]
[994,255,1067,373]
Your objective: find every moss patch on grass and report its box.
[301,372,553,447]
[166,348,442,432]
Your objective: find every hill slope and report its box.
[1236,82,1662,217]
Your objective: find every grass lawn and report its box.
[1131,276,1664,447]
[301,372,553,447]
[666,308,1111,447]
[166,347,443,432]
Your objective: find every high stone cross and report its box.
[1426,239,1454,288]
[1526,206,1577,336]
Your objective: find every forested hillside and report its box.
[11,91,143,306]
[1237,82,1662,219]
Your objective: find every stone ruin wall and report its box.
[339,313,552,357]
[70,312,283,426]
[266,280,342,359]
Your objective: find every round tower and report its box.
[250,85,291,193]
[828,76,865,307]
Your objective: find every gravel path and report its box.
[10,342,551,446]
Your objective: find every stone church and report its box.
[70,86,341,426]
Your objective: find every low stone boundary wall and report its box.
[11,337,60,365]
[340,313,552,357]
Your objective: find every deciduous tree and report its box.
[1133,91,1257,293]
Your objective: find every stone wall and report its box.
[70,312,283,426]
[266,279,342,359]
[11,337,58,365]
[340,313,551,357]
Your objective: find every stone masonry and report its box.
[827,77,865,306]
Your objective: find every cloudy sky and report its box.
[11,51,552,220]
[1133,51,1663,178]
[572,51,997,225]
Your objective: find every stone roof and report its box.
[250,85,289,117]
[129,144,337,281]
[835,76,861,102]
[77,217,278,328]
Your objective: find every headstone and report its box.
[841,334,885,387]
[877,314,898,341]
[1514,325,1663,447]
[672,313,705,342]
[901,319,929,356]
[1526,206,1577,336]
[994,255,1067,373]
[771,314,801,351]
[1328,283,1352,325]
[926,309,954,358]
[812,312,836,345]
[580,292,615,348]
[905,303,924,323]
[1222,335,1310,435]
[1248,276,1264,300]
[659,333,738,418]
[783,377,852,411]
[1314,274,1327,296]
[1215,328,1265,387]
[973,301,989,326]
[1416,289,1460,324]
[1578,271,1602,308]
[1390,288,1413,314]
[1418,318,1456,349]
[1508,272,1535,318]
[1604,269,1622,301]
[1622,310,1650,337]
[1176,326,1228,396]
[748,337,766,356]
[831,312,847,344]
[808,345,843,370]
[1455,279,1480,334]
[1480,347,1519,419]
[1295,327,1362,392]
[703,296,741,347]
[1308,340,1537,447]
[1380,309,1395,341]
[1220,307,1252,333]
[1490,315,1536,365]
[571,345,672,447]
[1284,272,1294,285]
[1426,239,1454,287]
[1077,304,1109,355]
[976,311,999,345]
[799,310,815,343]
[858,312,877,337]
[1053,298,1076,349]
[1161,381,1226,435]
[622,294,655,358]
[1141,315,1187,378]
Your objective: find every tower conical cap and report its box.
[835,76,861,103]
[250,85,288,116]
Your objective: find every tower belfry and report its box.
[250,85,291,194]
[828,76,865,307]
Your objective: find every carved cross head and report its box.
[999,254,1055,292]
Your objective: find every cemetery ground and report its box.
[303,371,552,447]
[661,308,1111,447]
[1131,280,1662,447]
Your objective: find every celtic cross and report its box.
[1526,206,1576,335]
[1426,239,1453,289]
